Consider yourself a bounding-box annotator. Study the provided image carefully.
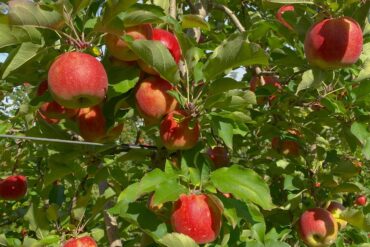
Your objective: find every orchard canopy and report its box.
[0,0,370,246]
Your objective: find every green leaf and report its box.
[126,39,180,83]
[121,10,163,28]
[296,69,326,93]
[1,42,42,79]
[153,179,187,206]
[203,33,268,80]
[181,14,210,30]
[101,0,137,26]
[208,78,246,96]
[355,58,370,82]
[210,165,274,210]
[0,24,42,49]
[265,0,314,3]
[8,0,64,29]
[340,209,370,231]
[106,64,140,99]
[70,0,92,14]
[350,122,369,145]
[215,120,234,149]
[159,233,199,247]
[332,183,362,193]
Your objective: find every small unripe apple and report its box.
[207,146,229,168]
[105,24,153,61]
[326,201,347,229]
[160,110,200,150]
[135,76,178,124]
[355,195,367,206]
[171,194,223,244]
[304,17,363,69]
[298,208,338,247]
[77,106,123,143]
[48,52,108,109]
[63,236,97,247]
[0,175,27,200]
[138,28,181,75]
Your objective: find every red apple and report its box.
[326,201,347,229]
[48,52,108,109]
[276,5,295,31]
[171,194,223,244]
[207,146,229,168]
[304,17,363,69]
[0,175,27,200]
[105,24,153,61]
[138,28,181,75]
[135,76,178,124]
[63,236,97,247]
[355,195,367,206]
[298,208,338,247]
[160,110,200,150]
[250,75,281,104]
[272,129,301,156]
[77,106,123,143]
[281,140,300,156]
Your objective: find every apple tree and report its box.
[0,0,369,246]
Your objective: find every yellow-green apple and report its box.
[160,110,200,150]
[135,76,178,124]
[276,5,295,31]
[355,195,367,206]
[298,208,338,247]
[207,146,229,168]
[138,28,182,75]
[0,175,27,200]
[171,194,223,244]
[37,81,79,120]
[250,75,282,104]
[105,24,153,61]
[304,17,363,69]
[326,201,347,229]
[63,236,97,247]
[77,106,123,143]
[48,52,108,109]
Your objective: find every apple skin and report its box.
[171,194,223,244]
[105,24,153,61]
[298,208,338,247]
[207,146,229,168]
[326,201,347,230]
[160,110,200,150]
[77,106,123,143]
[63,236,97,247]
[138,29,181,75]
[0,175,27,200]
[272,129,301,156]
[135,76,178,124]
[355,195,367,206]
[48,52,108,109]
[276,5,295,31]
[304,17,363,70]
[250,76,281,104]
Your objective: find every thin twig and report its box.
[214,4,245,32]
[169,0,177,19]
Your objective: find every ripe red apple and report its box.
[326,201,347,229]
[304,17,363,69]
[105,24,153,61]
[160,110,200,150]
[77,106,123,143]
[48,52,108,109]
[138,29,182,75]
[0,175,27,200]
[135,76,178,124]
[272,129,301,156]
[355,195,367,206]
[171,194,223,244]
[298,208,338,247]
[207,146,229,168]
[63,236,97,247]
[250,75,281,104]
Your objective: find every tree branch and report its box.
[169,0,177,19]
[214,4,245,32]
[99,178,123,247]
